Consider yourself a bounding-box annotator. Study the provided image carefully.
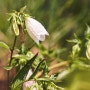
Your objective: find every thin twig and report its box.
[9,36,17,65]
[7,36,17,90]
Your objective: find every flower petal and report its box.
[26,69,33,80]
[25,17,49,44]
[39,34,45,41]
[29,18,49,35]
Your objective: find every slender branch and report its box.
[35,61,68,78]
[7,36,17,90]
[9,36,17,65]
[18,25,24,44]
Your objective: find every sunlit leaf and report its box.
[72,44,80,57]
[67,39,79,44]
[3,66,13,70]
[13,54,30,60]
[85,24,90,39]
[20,6,26,12]
[49,82,64,90]
[67,33,81,44]
[0,42,9,49]
[12,21,19,36]
[57,69,71,80]
[37,77,53,82]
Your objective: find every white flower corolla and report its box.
[25,17,49,44]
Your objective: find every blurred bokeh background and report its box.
[0,0,90,90]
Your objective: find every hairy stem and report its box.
[9,36,17,65]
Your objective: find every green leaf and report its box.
[13,54,30,60]
[85,24,90,39]
[11,53,38,90]
[29,60,44,79]
[67,33,81,44]
[72,44,80,57]
[49,82,64,90]
[67,39,79,43]
[3,66,13,70]
[13,21,19,36]
[20,6,26,12]
[37,77,53,82]
[0,42,9,49]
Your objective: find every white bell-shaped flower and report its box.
[25,17,49,44]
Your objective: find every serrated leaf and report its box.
[11,53,38,90]
[0,42,9,49]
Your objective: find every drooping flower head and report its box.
[25,17,49,44]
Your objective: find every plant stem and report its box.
[9,36,17,65]
[7,36,17,90]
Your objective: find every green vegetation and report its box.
[0,0,90,90]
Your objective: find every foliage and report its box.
[0,1,90,90]
[0,7,64,90]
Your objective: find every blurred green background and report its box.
[0,0,90,90]
[0,0,90,56]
